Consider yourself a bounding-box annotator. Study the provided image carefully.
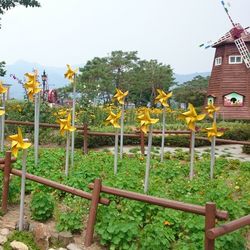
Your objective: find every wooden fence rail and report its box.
[207,214,250,240]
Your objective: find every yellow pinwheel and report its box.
[179,103,206,131]
[204,122,224,141]
[24,72,41,101]
[0,107,5,116]
[155,89,173,107]
[105,110,121,128]
[113,88,128,105]
[64,64,78,82]
[0,81,8,94]
[137,108,159,134]
[8,128,31,157]
[57,113,76,136]
[205,104,220,119]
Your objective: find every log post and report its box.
[140,130,145,155]
[83,123,88,154]
[1,151,12,214]
[85,179,102,247]
[205,202,216,250]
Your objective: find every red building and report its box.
[206,29,250,119]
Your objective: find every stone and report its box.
[58,232,74,246]
[10,240,29,250]
[58,248,67,250]
[0,228,10,236]
[67,243,82,250]
[32,223,50,250]
[0,246,3,250]
[0,235,7,244]
[49,232,59,246]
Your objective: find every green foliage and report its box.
[63,50,175,106]
[173,75,209,107]
[0,0,40,15]
[1,148,248,249]
[30,191,54,221]
[0,61,6,76]
[242,143,250,154]
[3,230,40,250]
[56,211,83,233]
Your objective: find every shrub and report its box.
[242,143,250,154]
[56,211,83,233]
[30,191,54,221]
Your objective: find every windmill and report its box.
[206,1,250,119]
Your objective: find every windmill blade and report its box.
[213,31,232,46]
[234,38,250,68]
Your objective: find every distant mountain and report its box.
[174,72,210,84]
[1,60,211,99]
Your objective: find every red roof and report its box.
[213,25,250,47]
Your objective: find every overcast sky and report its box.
[0,0,249,74]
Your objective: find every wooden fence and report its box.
[1,152,249,249]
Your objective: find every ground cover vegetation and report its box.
[0,148,249,249]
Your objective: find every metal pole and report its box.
[71,82,76,169]
[19,148,28,231]
[144,125,153,193]
[114,129,119,175]
[190,130,195,180]
[160,107,166,162]
[65,132,70,177]
[0,93,6,152]
[119,104,125,159]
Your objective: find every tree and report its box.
[61,51,175,106]
[0,61,6,76]
[129,60,175,106]
[173,75,209,107]
[0,0,40,27]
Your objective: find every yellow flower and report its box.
[8,127,31,157]
[0,81,8,94]
[164,221,171,226]
[64,64,78,82]
[137,108,159,134]
[105,110,121,128]
[24,72,41,101]
[205,104,220,119]
[155,89,172,107]
[57,113,76,136]
[178,103,206,131]
[204,122,224,141]
[113,88,128,105]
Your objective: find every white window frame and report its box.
[214,57,222,66]
[229,55,242,64]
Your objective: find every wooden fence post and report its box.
[1,151,12,214]
[140,130,145,155]
[205,202,216,250]
[85,178,102,247]
[83,123,88,154]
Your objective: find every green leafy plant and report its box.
[30,191,54,221]
[56,211,83,233]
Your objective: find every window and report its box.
[207,96,215,105]
[214,57,222,66]
[229,55,242,64]
[224,92,244,107]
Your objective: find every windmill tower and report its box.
[206,2,250,119]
